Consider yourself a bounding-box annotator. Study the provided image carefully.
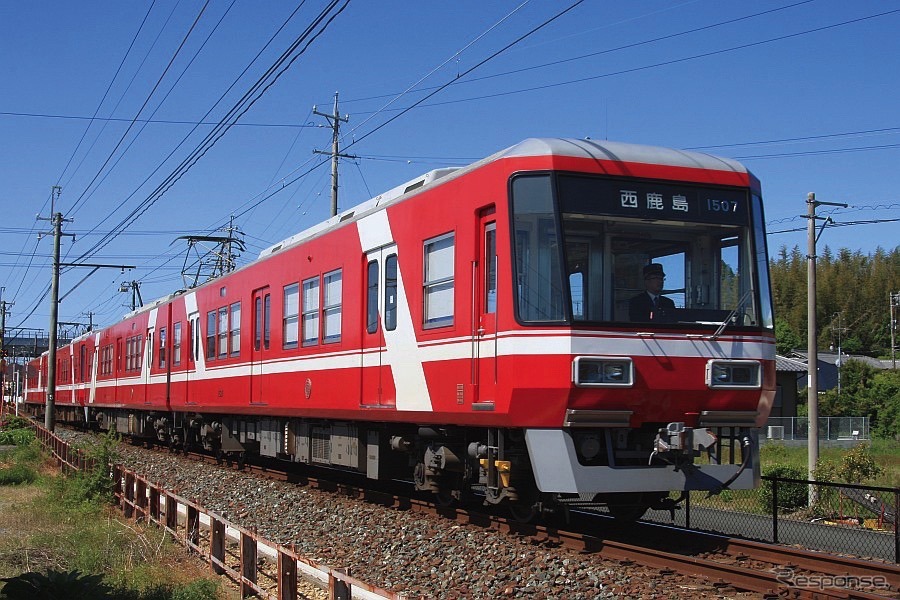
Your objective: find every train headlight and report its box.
[706,360,761,389]
[573,357,633,387]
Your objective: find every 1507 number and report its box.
[707,198,738,212]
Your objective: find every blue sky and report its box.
[2,0,899,333]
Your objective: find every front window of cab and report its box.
[511,173,774,330]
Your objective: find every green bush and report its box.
[0,570,220,600]
[0,416,35,446]
[64,429,120,505]
[170,580,219,600]
[759,464,808,512]
[0,428,35,446]
[0,569,113,600]
[0,441,42,486]
[838,443,884,483]
[0,463,37,486]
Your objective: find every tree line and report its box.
[769,244,900,439]
[770,244,900,357]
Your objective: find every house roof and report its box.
[787,351,892,370]
[776,354,808,373]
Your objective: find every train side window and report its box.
[173,322,182,366]
[484,225,497,314]
[302,277,319,346]
[254,296,262,351]
[423,233,455,328]
[229,302,241,357]
[283,283,299,349]
[366,260,379,334]
[323,269,342,343]
[194,316,201,363]
[79,344,86,382]
[159,328,167,369]
[217,307,228,359]
[206,311,216,360]
[264,294,271,350]
[385,254,398,331]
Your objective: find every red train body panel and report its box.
[25,138,776,515]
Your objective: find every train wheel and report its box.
[508,501,540,523]
[605,493,650,522]
[434,484,463,508]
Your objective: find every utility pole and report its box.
[37,186,71,432]
[223,215,239,274]
[830,312,847,397]
[119,281,144,311]
[0,290,11,406]
[805,192,847,505]
[38,186,132,432]
[891,291,899,369]
[313,92,354,217]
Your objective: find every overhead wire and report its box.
[338,7,900,116]
[339,0,815,108]
[230,1,587,225]
[67,1,212,217]
[52,0,351,325]
[72,0,348,264]
[56,1,158,189]
[69,0,239,220]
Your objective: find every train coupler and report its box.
[650,422,716,465]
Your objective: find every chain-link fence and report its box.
[645,476,898,562]
[763,417,870,441]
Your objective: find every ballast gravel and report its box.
[56,429,746,599]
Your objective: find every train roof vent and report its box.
[403,179,424,193]
[257,167,461,260]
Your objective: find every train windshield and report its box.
[510,173,774,329]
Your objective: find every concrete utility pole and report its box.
[891,291,899,369]
[831,312,847,397]
[313,92,354,217]
[119,281,144,311]
[805,192,847,505]
[37,188,71,432]
[0,291,11,405]
[38,186,132,432]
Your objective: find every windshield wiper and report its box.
[710,289,753,340]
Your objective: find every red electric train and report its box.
[25,138,776,519]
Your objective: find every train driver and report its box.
[628,263,676,322]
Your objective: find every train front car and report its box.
[496,139,775,520]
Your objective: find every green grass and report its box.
[0,424,226,600]
[761,439,900,487]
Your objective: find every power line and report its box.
[339,0,816,108]
[71,1,349,264]
[342,7,900,117]
[54,1,158,189]
[67,1,213,217]
[0,110,318,129]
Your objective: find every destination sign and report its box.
[557,175,749,225]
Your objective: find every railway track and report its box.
[103,433,900,599]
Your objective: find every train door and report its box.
[185,313,200,405]
[250,287,270,405]
[474,214,498,405]
[362,245,398,407]
[144,328,153,405]
[115,337,122,402]
[89,340,98,405]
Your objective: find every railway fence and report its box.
[32,425,402,600]
[651,476,900,563]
